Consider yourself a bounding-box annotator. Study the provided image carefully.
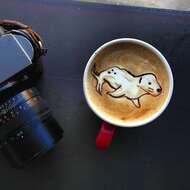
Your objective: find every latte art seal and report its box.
[83,38,173,128]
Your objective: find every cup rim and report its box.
[83,38,174,128]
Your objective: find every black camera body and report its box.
[0,20,63,167]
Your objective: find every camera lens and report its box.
[0,88,63,167]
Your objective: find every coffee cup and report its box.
[83,38,174,149]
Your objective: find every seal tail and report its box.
[91,65,103,94]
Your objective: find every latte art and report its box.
[92,66,162,108]
[84,41,171,126]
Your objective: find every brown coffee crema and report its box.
[86,42,169,126]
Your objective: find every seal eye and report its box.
[108,71,111,74]
[114,72,116,75]
[112,69,114,71]
[148,82,151,85]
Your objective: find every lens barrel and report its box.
[0,88,63,167]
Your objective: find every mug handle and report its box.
[96,122,116,149]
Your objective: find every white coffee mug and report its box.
[83,38,174,149]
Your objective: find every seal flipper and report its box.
[108,87,125,98]
[96,82,103,95]
[91,66,104,95]
[131,99,141,108]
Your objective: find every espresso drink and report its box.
[85,42,170,126]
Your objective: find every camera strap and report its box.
[0,19,47,58]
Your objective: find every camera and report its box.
[0,20,63,167]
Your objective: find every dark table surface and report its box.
[0,0,190,190]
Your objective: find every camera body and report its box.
[0,20,63,167]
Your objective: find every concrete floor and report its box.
[79,0,190,11]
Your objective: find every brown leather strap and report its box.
[0,19,47,56]
[0,19,29,30]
